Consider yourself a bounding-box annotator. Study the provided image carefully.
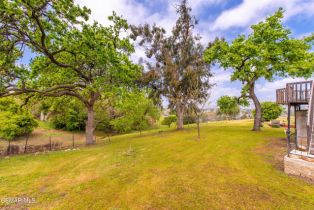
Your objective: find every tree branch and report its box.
[0,84,89,105]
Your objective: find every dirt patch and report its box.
[254,137,287,171]
[255,138,314,184]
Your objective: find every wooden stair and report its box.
[308,81,314,155]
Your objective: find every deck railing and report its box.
[276,88,287,104]
[276,81,313,104]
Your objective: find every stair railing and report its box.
[307,81,314,153]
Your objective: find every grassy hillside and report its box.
[0,120,313,210]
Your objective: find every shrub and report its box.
[162,115,177,128]
[183,115,196,125]
[48,98,87,131]
[110,92,160,133]
[0,108,38,141]
[260,102,284,122]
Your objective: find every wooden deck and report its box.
[276,81,313,104]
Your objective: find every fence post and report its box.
[49,135,52,151]
[72,134,75,149]
[7,139,11,155]
[24,134,29,153]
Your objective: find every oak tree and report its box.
[0,0,140,144]
[204,9,314,131]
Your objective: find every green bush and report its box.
[50,110,86,131]
[48,98,87,131]
[0,98,38,140]
[0,98,19,113]
[260,102,284,122]
[110,92,160,133]
[183,115,196,125]
[162,115,177,128]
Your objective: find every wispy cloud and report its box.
[257,77,313,94]
[76,0,149,25]
[211,0,314,31]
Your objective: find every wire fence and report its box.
[0,133,101,156]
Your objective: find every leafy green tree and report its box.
[110,92,160,133]
[0,1,140,144]
[130,0,212,130]
[0,98,38,141]
[217,96,240,120]
[260,102,284,122]
[204,9,314,131]
[162,115,177,128]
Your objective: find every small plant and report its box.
[123,144,135,156]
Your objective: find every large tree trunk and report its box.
[249,83,262,131]
[86,105,95,145]
[176,102,184,130]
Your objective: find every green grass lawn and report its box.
[0,120,313,210]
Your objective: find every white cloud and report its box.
[297,32,314,40]
[209,69,231,84]
[207,68,240,107]
[257,77,313,94]
[75,0,225,63]
[254,77,314,102]
[76,0,179,36]
[76,0,149,26]
[211,0,314,31]
[75,0,226,42]
[209,85,241,107]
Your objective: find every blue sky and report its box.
[25,0,314,107]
